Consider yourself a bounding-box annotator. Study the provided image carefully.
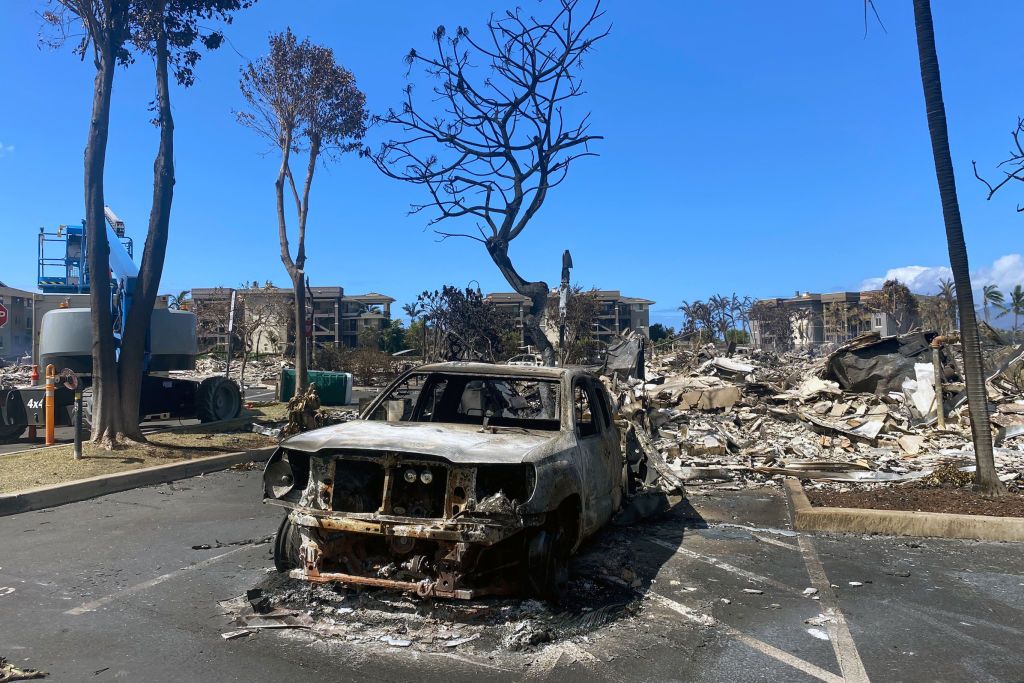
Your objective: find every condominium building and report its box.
[191,286,394,353]
[485,289,655,346]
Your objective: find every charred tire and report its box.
[274,515,302,573]
[526,522,570,603]
[0,422,26,443]
[195,376,242,423]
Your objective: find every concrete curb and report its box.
[784,478,1024,542]
[0,445,277,517]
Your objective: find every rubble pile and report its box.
[607,332,1024,491]
[172,355,287,386]
[0,363,33,388]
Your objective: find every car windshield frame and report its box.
[368,371,562,431]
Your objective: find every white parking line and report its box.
[649,593,844,683]
[645,537,801,595]
[798,535,870,683]
[752,533,801,552]
[65,544,257,615]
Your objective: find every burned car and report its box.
[263,362,624,600]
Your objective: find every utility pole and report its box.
[558,250,572,365]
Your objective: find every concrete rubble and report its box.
[171,355,286,386]
[0,363,34,388]
[604,332,1024,493]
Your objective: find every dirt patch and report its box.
[807,483,1024,518]
[0,430,274,494]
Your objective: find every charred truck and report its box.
[0,208,240,442]
[264,362,625,601]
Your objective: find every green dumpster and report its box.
[278,369,353,406]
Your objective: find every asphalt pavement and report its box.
[1,474,1021,681]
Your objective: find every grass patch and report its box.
[247,401,289,423]
[0,425,275,494]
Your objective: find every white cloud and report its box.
[0,141,13,157]
[975,254,1024,292]
[860,253,1024,296]
[860,265,953,294]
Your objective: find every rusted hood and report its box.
[281,420,559,464]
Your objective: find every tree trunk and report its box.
[239,349,248,395]
[85,38,124,445]
[485,237,555,366]
[292,273,308,391]
[913,0,1004,496]
[117,19,175,443]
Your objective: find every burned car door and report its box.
[572,377,620,534]
[592,380,623,514]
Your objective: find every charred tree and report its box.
[238,29,367,393]
[371,0,609,367]
[45,0,251,446]
[44,1,132,443]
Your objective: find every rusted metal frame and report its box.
[379,462,394,514]
[445,466,476,517]
[289,509,523,545]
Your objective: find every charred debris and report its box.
[622,327,1024,492]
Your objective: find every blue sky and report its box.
[1,0,1022,328]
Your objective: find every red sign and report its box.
[0,303,7,328]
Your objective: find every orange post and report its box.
[28,365,39,439]
[45,364,56,445]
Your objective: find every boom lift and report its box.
[0,208,241,442]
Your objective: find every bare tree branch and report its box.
[371,0,608,366]
[973,117,1024,212]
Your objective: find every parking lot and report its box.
[1,469,1021,682]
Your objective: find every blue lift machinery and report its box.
[0,208,241,442]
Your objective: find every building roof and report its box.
[0,284,35,297]
[486,290,654,306]
[193,286,397,303]
[415,361,574,380]
[485,292,532,302]
[343,292,395,303]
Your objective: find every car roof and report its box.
[414,361,585,380]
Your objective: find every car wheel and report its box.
[0,422,26,443]
[196,376,242,423]
[274,515,301,573]
[526,524,569,603]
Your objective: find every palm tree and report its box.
[402,301,427,360]
[983,284,1004,324]
[167,290,190,311]
[937,277,957,330]
[997,284,1024,338]
[913,0,1003,496]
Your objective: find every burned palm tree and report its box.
[913,0,1003,496]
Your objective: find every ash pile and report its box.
[217,566,640,653]
[606,329,1024,492]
